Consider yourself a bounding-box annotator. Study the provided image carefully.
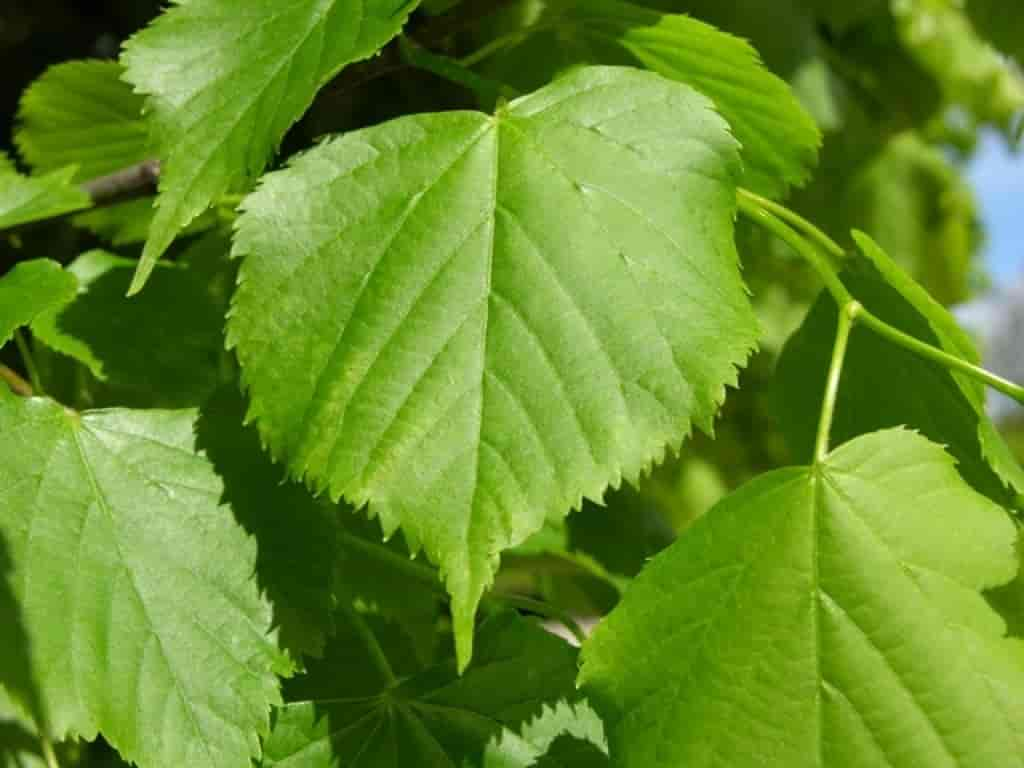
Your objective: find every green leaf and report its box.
[261,611,581,767]
[0,161,90,230]
[841,134,978,306]
[0,259,76,347]
[579,429,1024,766]
[31,250,226,408]
[0,690,45,768]
[894,0,1024,132]
[120,0,421,294]
[0,396,286,767]
[967,0,1024,66]
[988,526,1024,638]
[484,700,608,768]
[195,387,343,661]
[16,60,148,181]
[477,0,820,197]
[774,231,1024,506]
[228,66,758,667]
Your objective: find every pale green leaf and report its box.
[0,396,286,767]
[477,0,820,197]
[894,0,1024,131]
[31,250,226,408]
[228,66,758,667]
[0,163,90,231]
[16,60,148,181]
[774,231,1024,505]
[0,260,76,347]
[579,429,1024,767]
[842,134,978,305]
[120,0,421,294]
[261,611,581,767]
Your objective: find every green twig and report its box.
[815,302,858,462]
[736,195,853,306]
[399,36,520,103]
[0,363,33,396]
[40,734,60,768]
[858,309,1024,405]
[739,194,1024,409]
[13,330,43,396]
[737,188,846,262]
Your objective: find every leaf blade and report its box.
[228,66,758,667]
[579,429,1024,766]
[120,0,421,293]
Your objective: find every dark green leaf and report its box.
[774,231,1024,505]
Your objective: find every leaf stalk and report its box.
[737,194,1024,408]
[815,301,858,461]
[13,330,44,396]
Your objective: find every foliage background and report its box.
[1,0,1022,764]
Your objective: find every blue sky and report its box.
[967,131,1023,285]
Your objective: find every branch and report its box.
[0,364,33,397]
[81,159,160,207]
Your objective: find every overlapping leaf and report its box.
[774,232,1024,506]
[121,0,421,293]
[261,611,582,767]
[30,250,226,408]
[0,259,76,347]
[0,157,90,230]
[0,395,287,767]
[579,429,1024,766]
[16,60,148,181]
[894,0,1024,132]
[228,66,758,666]
[477,0,820,197]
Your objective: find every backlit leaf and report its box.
[579,429,1024,766]
[228,66,758,666]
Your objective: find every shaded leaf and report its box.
[478,0,820,197]
[0,259,76,347]
[0,161,90,230]
[228,66,757,666]
[261,611,580,767]
[121,0,421,293]
[16,60,148,181]
[0,396,286,767]
[579,429,1024,766]
[774,231,1024,506]
[195,387,342,661]
[31,250,225,408]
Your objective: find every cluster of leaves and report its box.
[1,1,1023,767]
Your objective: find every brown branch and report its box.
[80,159,161,207]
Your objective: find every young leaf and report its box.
[476,0,821,197]
[120,0,421,294]
[30,250,226,408]
[0,259,76,347]
[16,60,148,181]
[774,231,1024,506]
[261,611,581,767]
[228,66,758,666]
[0,396,287,768]
[579,429,1024,766]
[0,159,90,230]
